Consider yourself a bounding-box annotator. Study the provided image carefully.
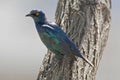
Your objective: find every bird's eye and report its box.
[35,12,39,16]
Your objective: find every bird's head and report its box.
[26,10,46,23]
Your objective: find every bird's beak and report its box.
[26,14,32,17]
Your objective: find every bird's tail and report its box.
[80,54,94,67]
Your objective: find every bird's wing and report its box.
[47,23,76,54]
[41,23,71,54]
[46,22,83,56]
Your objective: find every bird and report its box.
[26,10,94,67]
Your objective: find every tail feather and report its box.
[80,54,94,67]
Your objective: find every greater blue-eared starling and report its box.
[26,10,94,67]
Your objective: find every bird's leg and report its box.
[54,53,64,60]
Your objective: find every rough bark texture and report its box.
[37,0,111,80]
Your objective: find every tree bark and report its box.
[37,0,111,80]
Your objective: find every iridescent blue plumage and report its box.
[26,10,94,67]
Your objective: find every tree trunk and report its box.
[37,0,111,80]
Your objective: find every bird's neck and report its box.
[35,21,48,31]
[35,21,44,26]
[35,20,49,26]
[35,22,43,31]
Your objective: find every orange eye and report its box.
[35,12,39,16]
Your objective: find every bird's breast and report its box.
[38,29,60,50]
